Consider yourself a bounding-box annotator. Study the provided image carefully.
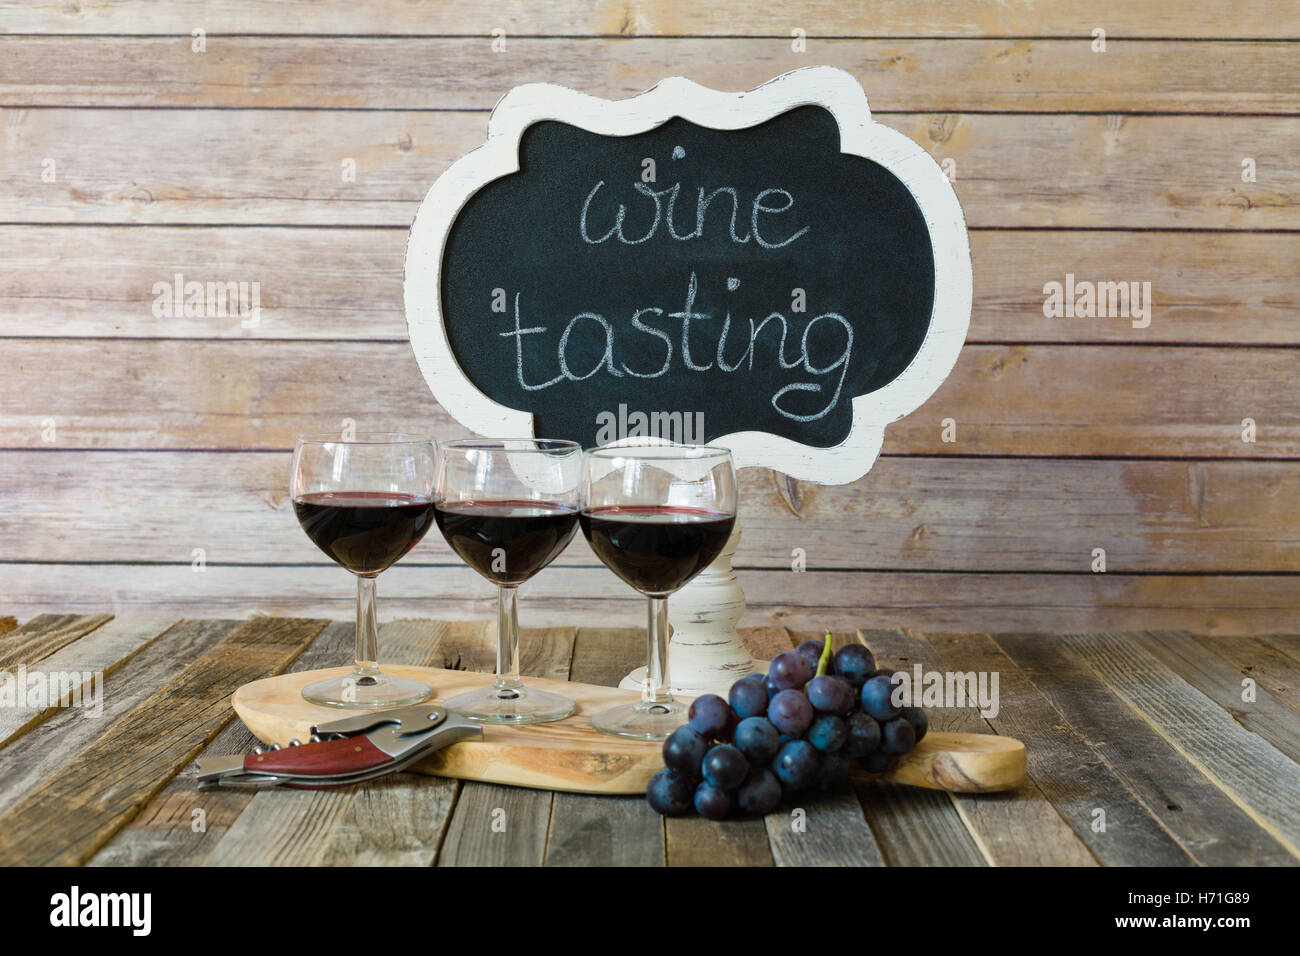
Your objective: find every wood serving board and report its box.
[233,666,1027,795]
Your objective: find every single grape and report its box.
[688,694,732,740]
[832,644,876,687]
[646,769,694,815]
[902,705,928,743]
[768,650,812,691]
[736,767,781,815]
[858,750,895,774]
[806,674,855,715]
[702,743,749,790]
[772,739,820,790]
[694,782,735,820]
[814,751,853,790]
[843,711,882,758]
[768,688,814,735]
[728,675,769,720]
[795,638,825,677]
[662,726,709,776]
[806,713,847,753]
[881,716,917,754]
[733,716,781,764]
[860,674,902,721]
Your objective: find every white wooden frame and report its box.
[404,65,971,485]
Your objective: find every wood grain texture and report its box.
[1061,631,1300,857]
[1134,631,1300,761]
[0,619,235,816]
[924,630,1195,865]
[6,453,1299,573]
[5,564,1298,637]
[864,627,1097,866]
[545,626,664,866]
[435,620,570,866]
[1194,634,1300,717]
[0,616,326,865]
[3,110,1295,228]
[993,632,1297,865]
[0,615,173,748]
[0,0,1292,38]
[89,619,356,866]
[8,343,1298,458]
[0,612,111,670]
[3,38,1296,112]
[5,228,1294,346]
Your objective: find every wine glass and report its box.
[434,439,582,723]
[292,433,438,708]
[581,443,737,739]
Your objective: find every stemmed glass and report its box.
[434,439,583,723]
[292,434,438,708]
[581,444,737,739]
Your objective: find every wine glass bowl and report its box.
[434,439,583,723]
[581,443,737,739]
[291,434,438,709]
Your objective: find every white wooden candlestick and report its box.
[617,520,755,697]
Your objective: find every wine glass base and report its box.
[301,671,431,709]
[591,698,687,740]
[444,682,576,724]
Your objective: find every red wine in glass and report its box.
[579,506,735,595]
[295,491,435,576]
[433,499,578,586]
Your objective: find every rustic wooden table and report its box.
[0,614,1295,866]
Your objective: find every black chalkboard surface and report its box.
[406,68,970,483]
[439,105,934,450]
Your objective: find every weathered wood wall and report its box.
[1,2,1296,632]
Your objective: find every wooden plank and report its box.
[0,616,326,865]
[855,783,987,866]
[89,619,355,866]
[0,0,1292,38]
[863,627,1098,866]
[198,618,462,866]
[546,626,664,866]
[925,631,1194,865]
[0,612,111,670]
[436,620,575,866]
[0,619,236,815]
[2,111,1296,228]
[0,616,174,748]
[993,632,1297,864]
[666,814,774,867]
[1133,631,1300,761]
[1061,631,1300,856]
[6,453,1300,573]
[5,564,1298,638]
[3,38,1297,112]
[6,228,1295,347]
[7,343,1298,458]
[1193,634,1300,717]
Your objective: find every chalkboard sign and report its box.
[406,67,970,483]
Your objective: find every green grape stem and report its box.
[815,631,833,678]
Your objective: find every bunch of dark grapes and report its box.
[646,635,928,819]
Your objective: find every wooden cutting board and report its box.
[233,665,1026,795]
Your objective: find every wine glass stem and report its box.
[354,574,381,683]
[496,584,522,690]
[643,595,672,705]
